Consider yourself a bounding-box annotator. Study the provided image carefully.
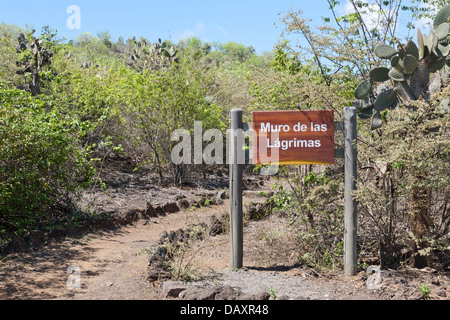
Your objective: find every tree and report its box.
[15,27,59,95]
[124,56,225,185]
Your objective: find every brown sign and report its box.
[252,110,335,165]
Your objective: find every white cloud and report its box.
[344,0,380,30]
[180,22,206,40]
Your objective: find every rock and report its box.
[217,190,228,200]
[237,293,257,300]
[245,202,266,221]
[209,215,226,236]
[121,209,142,224]
[154,205,166,216]
[66,226,84,237]
[147,253,171,282]
[26,230,46,246]
[214,286,242,300]
[181,286,220,300]
[155,246,168,259]
[163,202,180,214]
[177,199,190,209]
[4,236,27,254]
[254,292,271,301]
[168,229,187,244]
[145,203,158,217]
[437,290,447,298]
[158,281,188,298]
[92,217,116,229]
[47,228,67,240]
[277,295,290,300]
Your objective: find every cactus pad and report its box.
[370,67,390,82]
[358,107,374,120]
[405,40,420,60]
[435,23,449,41]
[417,29,425,60]
[355,79,372,100]
[403,54,419,74]
[354,6,450,130]
[371,111,383,130]
[436,42,450,57]
[374,87,397,111]
[432,31,439,51]
[391,55,400,68]
[375,44,397,59]
[433,5,450,30]
[389,68,410,81]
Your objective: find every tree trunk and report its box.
[410,187,432,268]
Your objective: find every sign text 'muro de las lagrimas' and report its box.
[252,110,335,165]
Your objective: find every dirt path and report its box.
[0,204,222,300]
[1,186,447,301]
[0,197,375,301]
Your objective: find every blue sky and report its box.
[0,1,426,54]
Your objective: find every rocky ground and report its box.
[0,165,449,301]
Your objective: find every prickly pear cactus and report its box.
[15,31,54,95]
[126,37,179,72]
[354,5,450,129]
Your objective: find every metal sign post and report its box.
[228,108,357,274]
[229,109,244,270]
[344,107,358,276]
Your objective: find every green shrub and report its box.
[0,83,96,236]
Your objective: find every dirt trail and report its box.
[1,178,447,300]
[0,204,224,300]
